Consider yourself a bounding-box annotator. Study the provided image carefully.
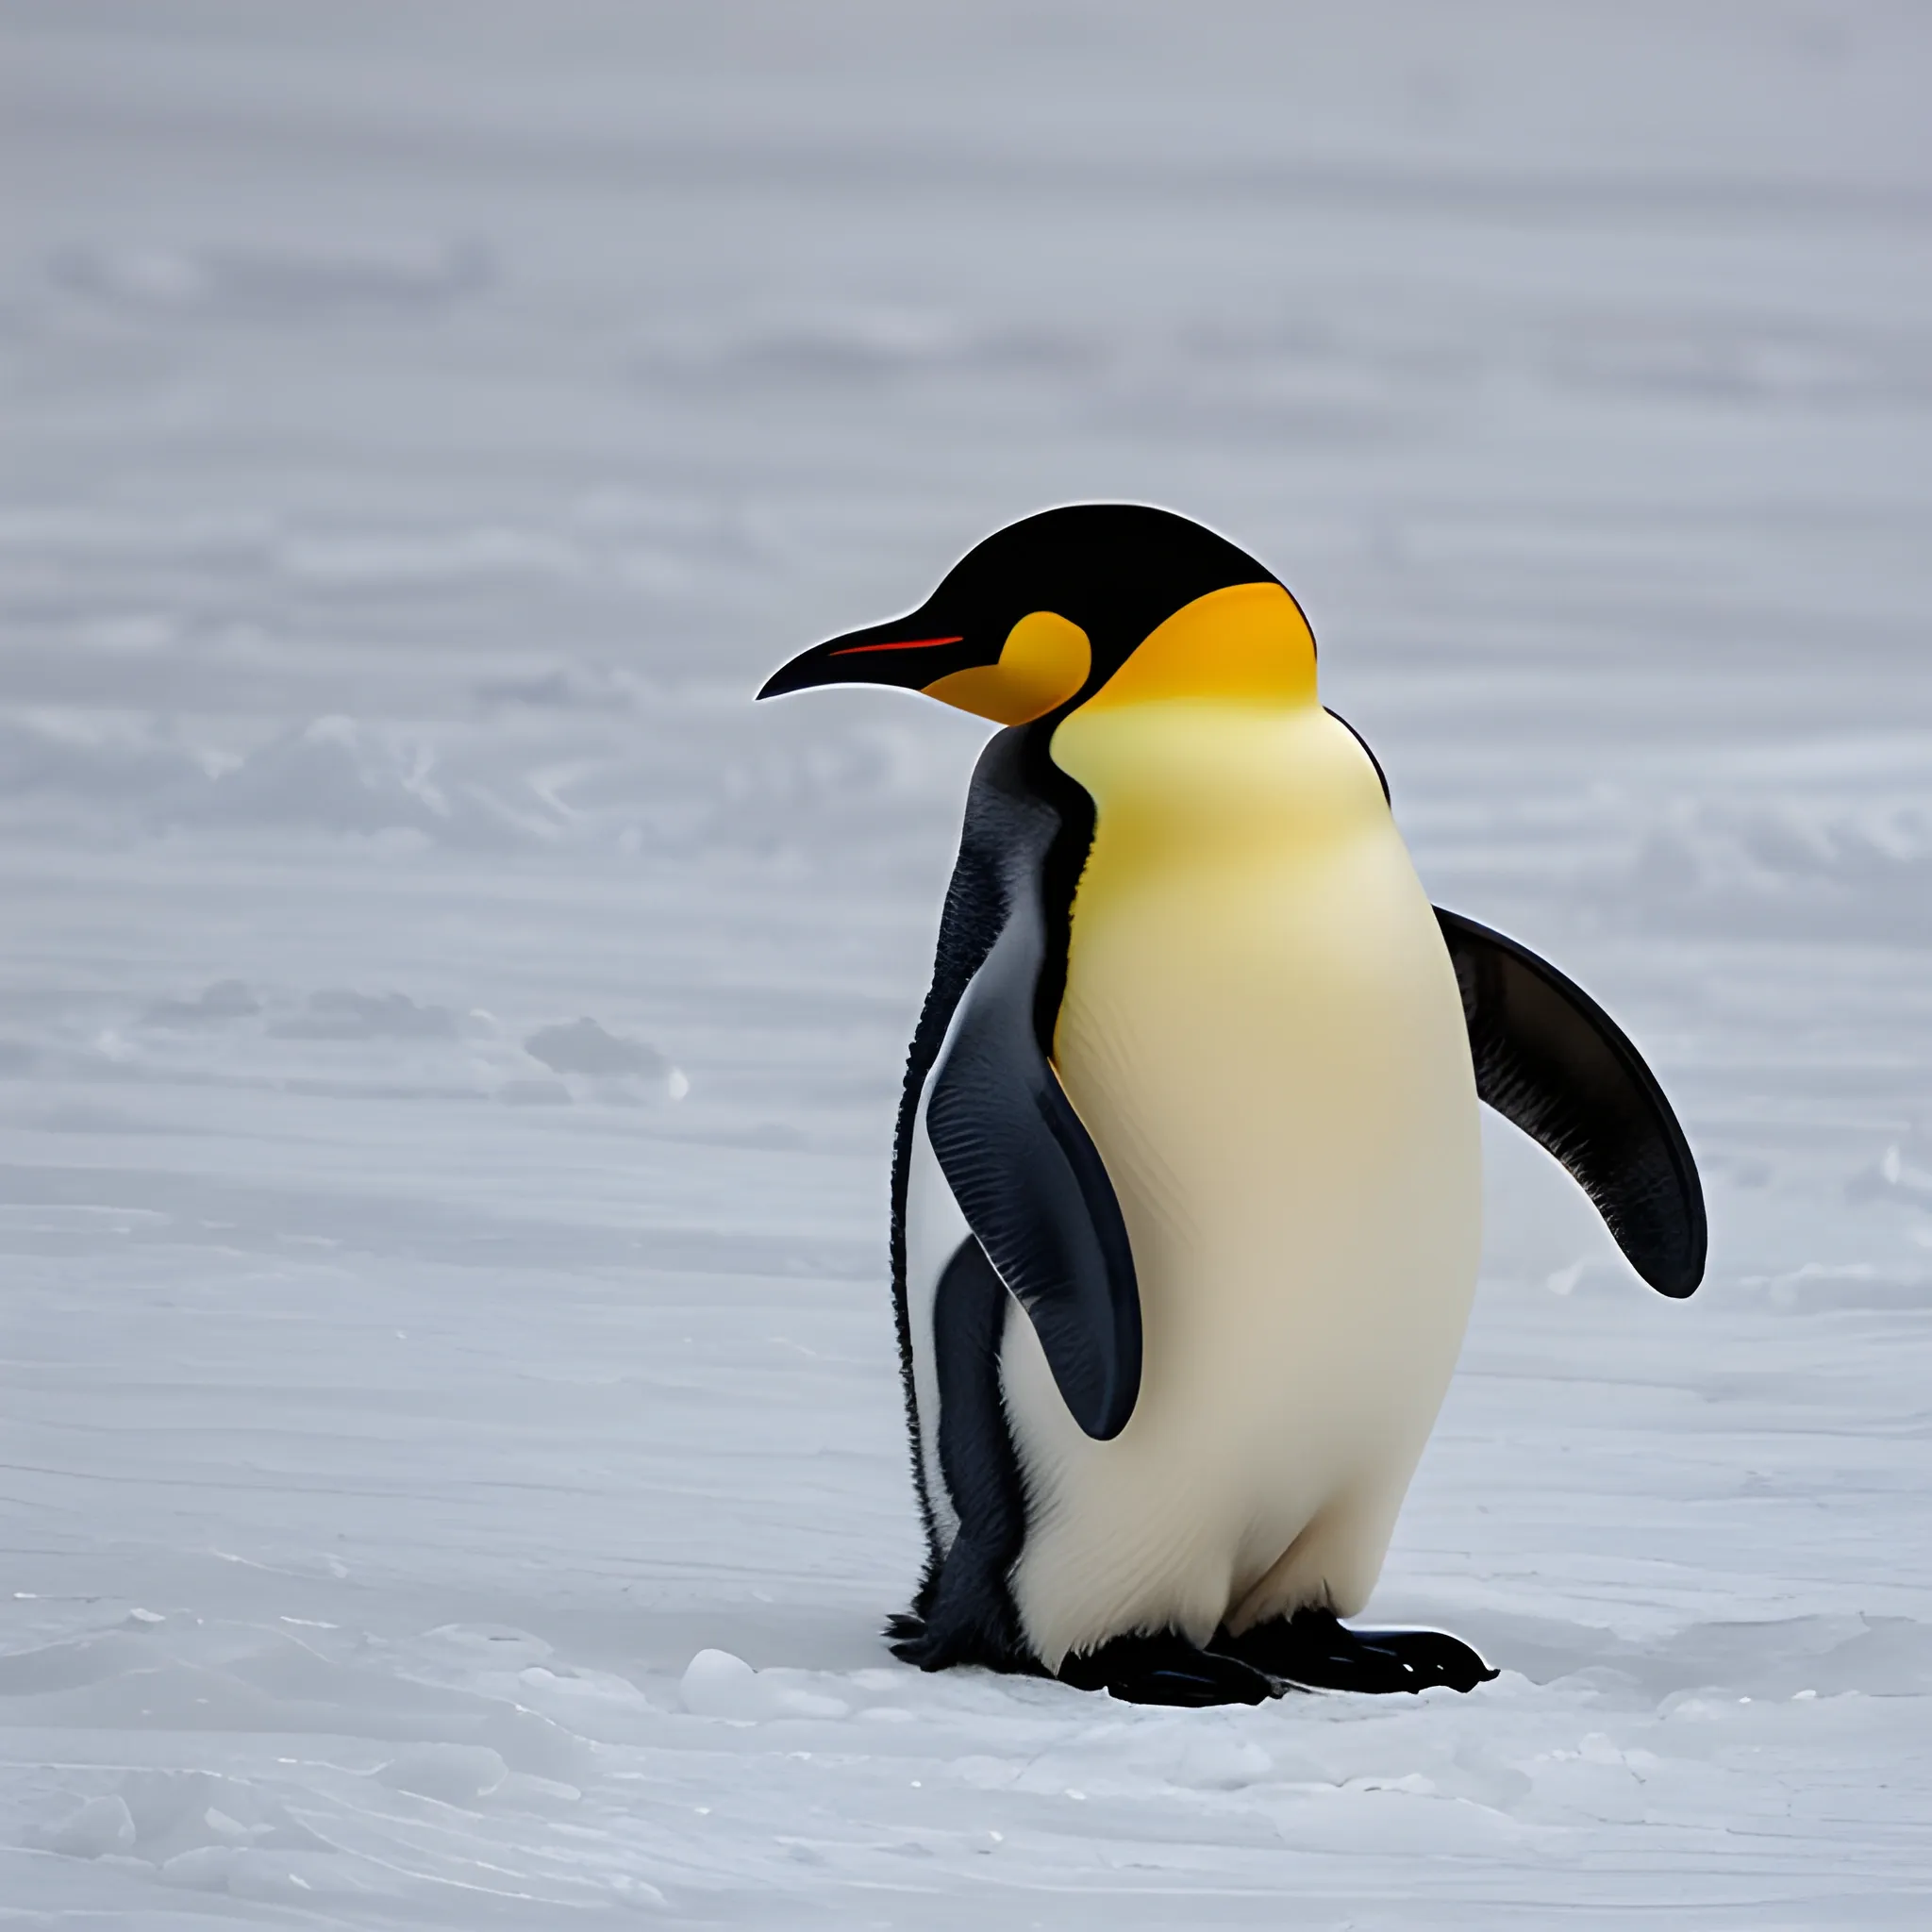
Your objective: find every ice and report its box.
[1,0,1929,1924]
[680,1647,852,1722]
[36,1794,136,1860]
[375,1745,510,1805]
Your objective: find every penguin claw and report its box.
[1058,1630,1286,1707]
[1213,1607,1498,1694]
[886,1602,1044,1677]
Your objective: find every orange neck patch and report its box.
[1077,582,1318,714]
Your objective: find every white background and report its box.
[1,3,1928,1923]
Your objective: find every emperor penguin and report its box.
[759,505,1706,1707]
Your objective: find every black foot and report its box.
[886,1535,1043,1677]
[888,1603,1041,1676]
[1215,1607,1497,1694]
[1058,1630,1285,1707]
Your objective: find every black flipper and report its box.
[1436,908,1706,1298]
[918,734,1141,1442]
[924,929,1140,1441]
[1215,1609,1496,1695]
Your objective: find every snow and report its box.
[1,0,1929,1922]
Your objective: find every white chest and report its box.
[1000,702,1483,1664]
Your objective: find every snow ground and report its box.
[1,2,1930,1923]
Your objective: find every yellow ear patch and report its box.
[924,610,1091,725]
[1077,581,1317,713]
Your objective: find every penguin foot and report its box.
[1214,1607,1497,1694]
[888,1535,1045,1677]
[886,1600,1042,1678]
[1058,1630,1285,1707]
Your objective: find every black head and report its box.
[758,504,1283,725]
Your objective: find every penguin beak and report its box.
[759,608,1093,726]
[757,611,982,702]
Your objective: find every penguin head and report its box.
[758,504,1318,725]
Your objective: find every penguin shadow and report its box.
[1454,1607,1932,1703]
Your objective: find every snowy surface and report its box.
[3,2,1930,1924]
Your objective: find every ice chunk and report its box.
[40,1793,136,1858]
[680,1648,763,1719]
[678,1650,847,1721]
[375,1743,509,1804]
[158,1845,237,1890]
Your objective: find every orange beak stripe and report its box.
[829,635,964,656]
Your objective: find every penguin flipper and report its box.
[1435,907,1707,1298]
[924,898,1141,1442]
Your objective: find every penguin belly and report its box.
[1005,703,1482,1671]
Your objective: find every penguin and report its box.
[758,504,1706,1707]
